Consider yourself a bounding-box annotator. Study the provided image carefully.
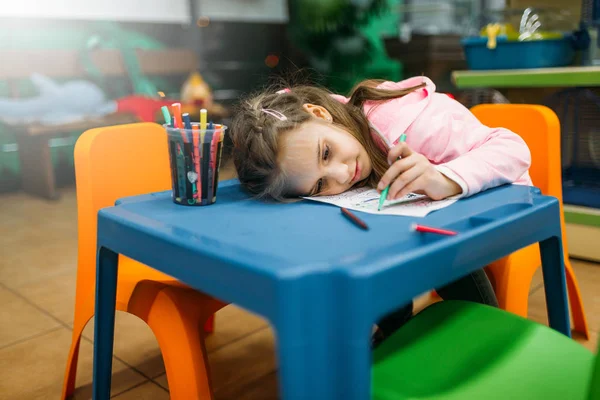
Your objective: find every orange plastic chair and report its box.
[62,122,227,399]
[470,104,589,339]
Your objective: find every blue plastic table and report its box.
[93,181,570,400]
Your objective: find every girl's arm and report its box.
[407,93,532,197]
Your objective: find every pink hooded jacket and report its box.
[333,76,532,198]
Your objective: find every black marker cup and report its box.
[164,124,227,206]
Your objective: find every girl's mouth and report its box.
[351,160,360,184]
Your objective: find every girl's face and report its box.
[278,104,372,197]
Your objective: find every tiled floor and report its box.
[1,168,598,398]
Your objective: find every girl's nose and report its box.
[327,162,351,185]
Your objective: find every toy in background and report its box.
[82,26,230,121]
[0,73,169,125]
[0,70,225,126]
[81,22,167,98]
[115,95,173,122]
[80,24,224,114]
[0,74,117,125]
[181,71,213,109]
[115,76,228,123]
[288,0,402,93]
[481,21,564,49]
[462,7,590,70]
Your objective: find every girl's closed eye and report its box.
[312,144,330,195]
[316,178,324,194]
[323,144,331,161]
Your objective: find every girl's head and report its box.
[231,80,424,201]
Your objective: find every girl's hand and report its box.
[376,142,462,201]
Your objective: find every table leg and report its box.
[539,236,571,337]
[275,312,372,400]
[16,133,58,200]
[92,247,119,400]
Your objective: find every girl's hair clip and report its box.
[276,88,291,94]
[261,108,287,121]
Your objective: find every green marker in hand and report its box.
[378,133,407,211]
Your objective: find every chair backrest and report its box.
[470,104,563,202]
[470,103,571,258]
[73,122,171,312]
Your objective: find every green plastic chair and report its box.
[373,301,599,400]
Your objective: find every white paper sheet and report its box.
[303,187,457,217]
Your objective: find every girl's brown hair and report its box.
[231,79,425,200]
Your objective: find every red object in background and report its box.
[444,93,455,99]
[265,54,280,68]
[116,95,173,122]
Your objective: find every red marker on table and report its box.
[411,223,457,236]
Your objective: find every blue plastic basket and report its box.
[461,36,575,70]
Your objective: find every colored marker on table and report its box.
[182,112,193,142]
[181,113,197,203]
[171,114,186,143]
[192,124,202,200]
[201,128,211,205]
[182,113,192,130]
[378,133,407,211]
[207,121,217,202]
[171,103,183,128]
[213,127,225,200]
[200,108,207,131]
[171,115,187,143]
[175,137,187,201]
[167,137,179,198]
[411,223,457,236]
[341,207,369,230]
[160,106,171,126]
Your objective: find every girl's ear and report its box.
[302,103,333,122]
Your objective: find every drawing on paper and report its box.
[349,190,425,210]
[303,187,457,217]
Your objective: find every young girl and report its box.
[231,76,532,344]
